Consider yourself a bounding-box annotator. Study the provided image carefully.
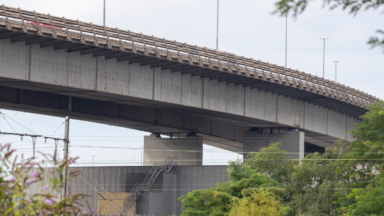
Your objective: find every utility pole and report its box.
[216,0,219,50]
[332,61,340,82]
[63,116,70,197]
[320,38,329,78]
[103,0,106,26]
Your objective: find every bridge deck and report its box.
[0,5,379,119]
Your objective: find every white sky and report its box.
[0,0,382,166]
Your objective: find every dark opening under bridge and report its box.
[0,5,380,157]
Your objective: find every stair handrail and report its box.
[120,156,177,215]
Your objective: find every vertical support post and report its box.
[31,136,37,159]
[54,139,58,159]
[63,116,70,196]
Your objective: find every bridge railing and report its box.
[0,5,380,109]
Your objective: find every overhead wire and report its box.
[0,112,38,135]
[49,120,65,137]
[1,114,18,133]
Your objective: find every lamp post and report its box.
[332,61,340,82]
[320,38,329,78]
[285,11,288,68]
[103,0,106,26]
[216,0,219,50]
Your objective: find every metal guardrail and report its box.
[0,5,380,110]
[120,156,177,215]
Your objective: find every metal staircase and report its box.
[120,156,178,215]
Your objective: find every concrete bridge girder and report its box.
[0,38,359,152]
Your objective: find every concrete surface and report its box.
[0,39,361,153]
[243,130,305,160]
[144,133,203,166]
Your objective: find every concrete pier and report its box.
[144,133,203,166]
[243,129,305,160]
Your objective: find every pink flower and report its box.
[44,199,53,205]
[25,180,31,187]
[44,210,52,215]
[91,208,95,214]
[23,190,27,193]
[43,184,49,190]
[3,143,11,148]
[48,169,54,174]
[0,157,4,161]
[83,211,87,214]
[1,182,4,186]
[31,172,39,177]
[27,163,35,168]
[7,177,16,183]
[66,193,70,198]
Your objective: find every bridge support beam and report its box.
[144,133,203,166]
[243,129,305,160]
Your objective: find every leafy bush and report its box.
[0,143,92,215]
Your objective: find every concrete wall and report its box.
[0,39,361,151]
[144,134,203,166]
[243,130,305,160]
[54,166,229,215]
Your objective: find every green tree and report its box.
[334,101,384,215]
[0,143,92,215]
[289,140,348,216]
[273,0,384,51]
[228,190,289,216]
[246,141,349,216]
[246,142,297,186]
[178,160,285,216]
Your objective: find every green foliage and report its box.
[334,101,384,215]
[246,140,348,216]
[246,142,297,186]
[288,140,348,216]
[178,160,285,216]
[0,143,92,215]
[228,190,289,216]
[273,0,384,52]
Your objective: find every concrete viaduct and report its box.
[0,6,380,163]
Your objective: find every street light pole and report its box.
[285,11,288,68]
[332,61,340,82]
[103,0,106,26]
[216,0,219,50]
[320,38,329,78]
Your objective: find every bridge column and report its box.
[243,129,304,160]
[143,133,203,166]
